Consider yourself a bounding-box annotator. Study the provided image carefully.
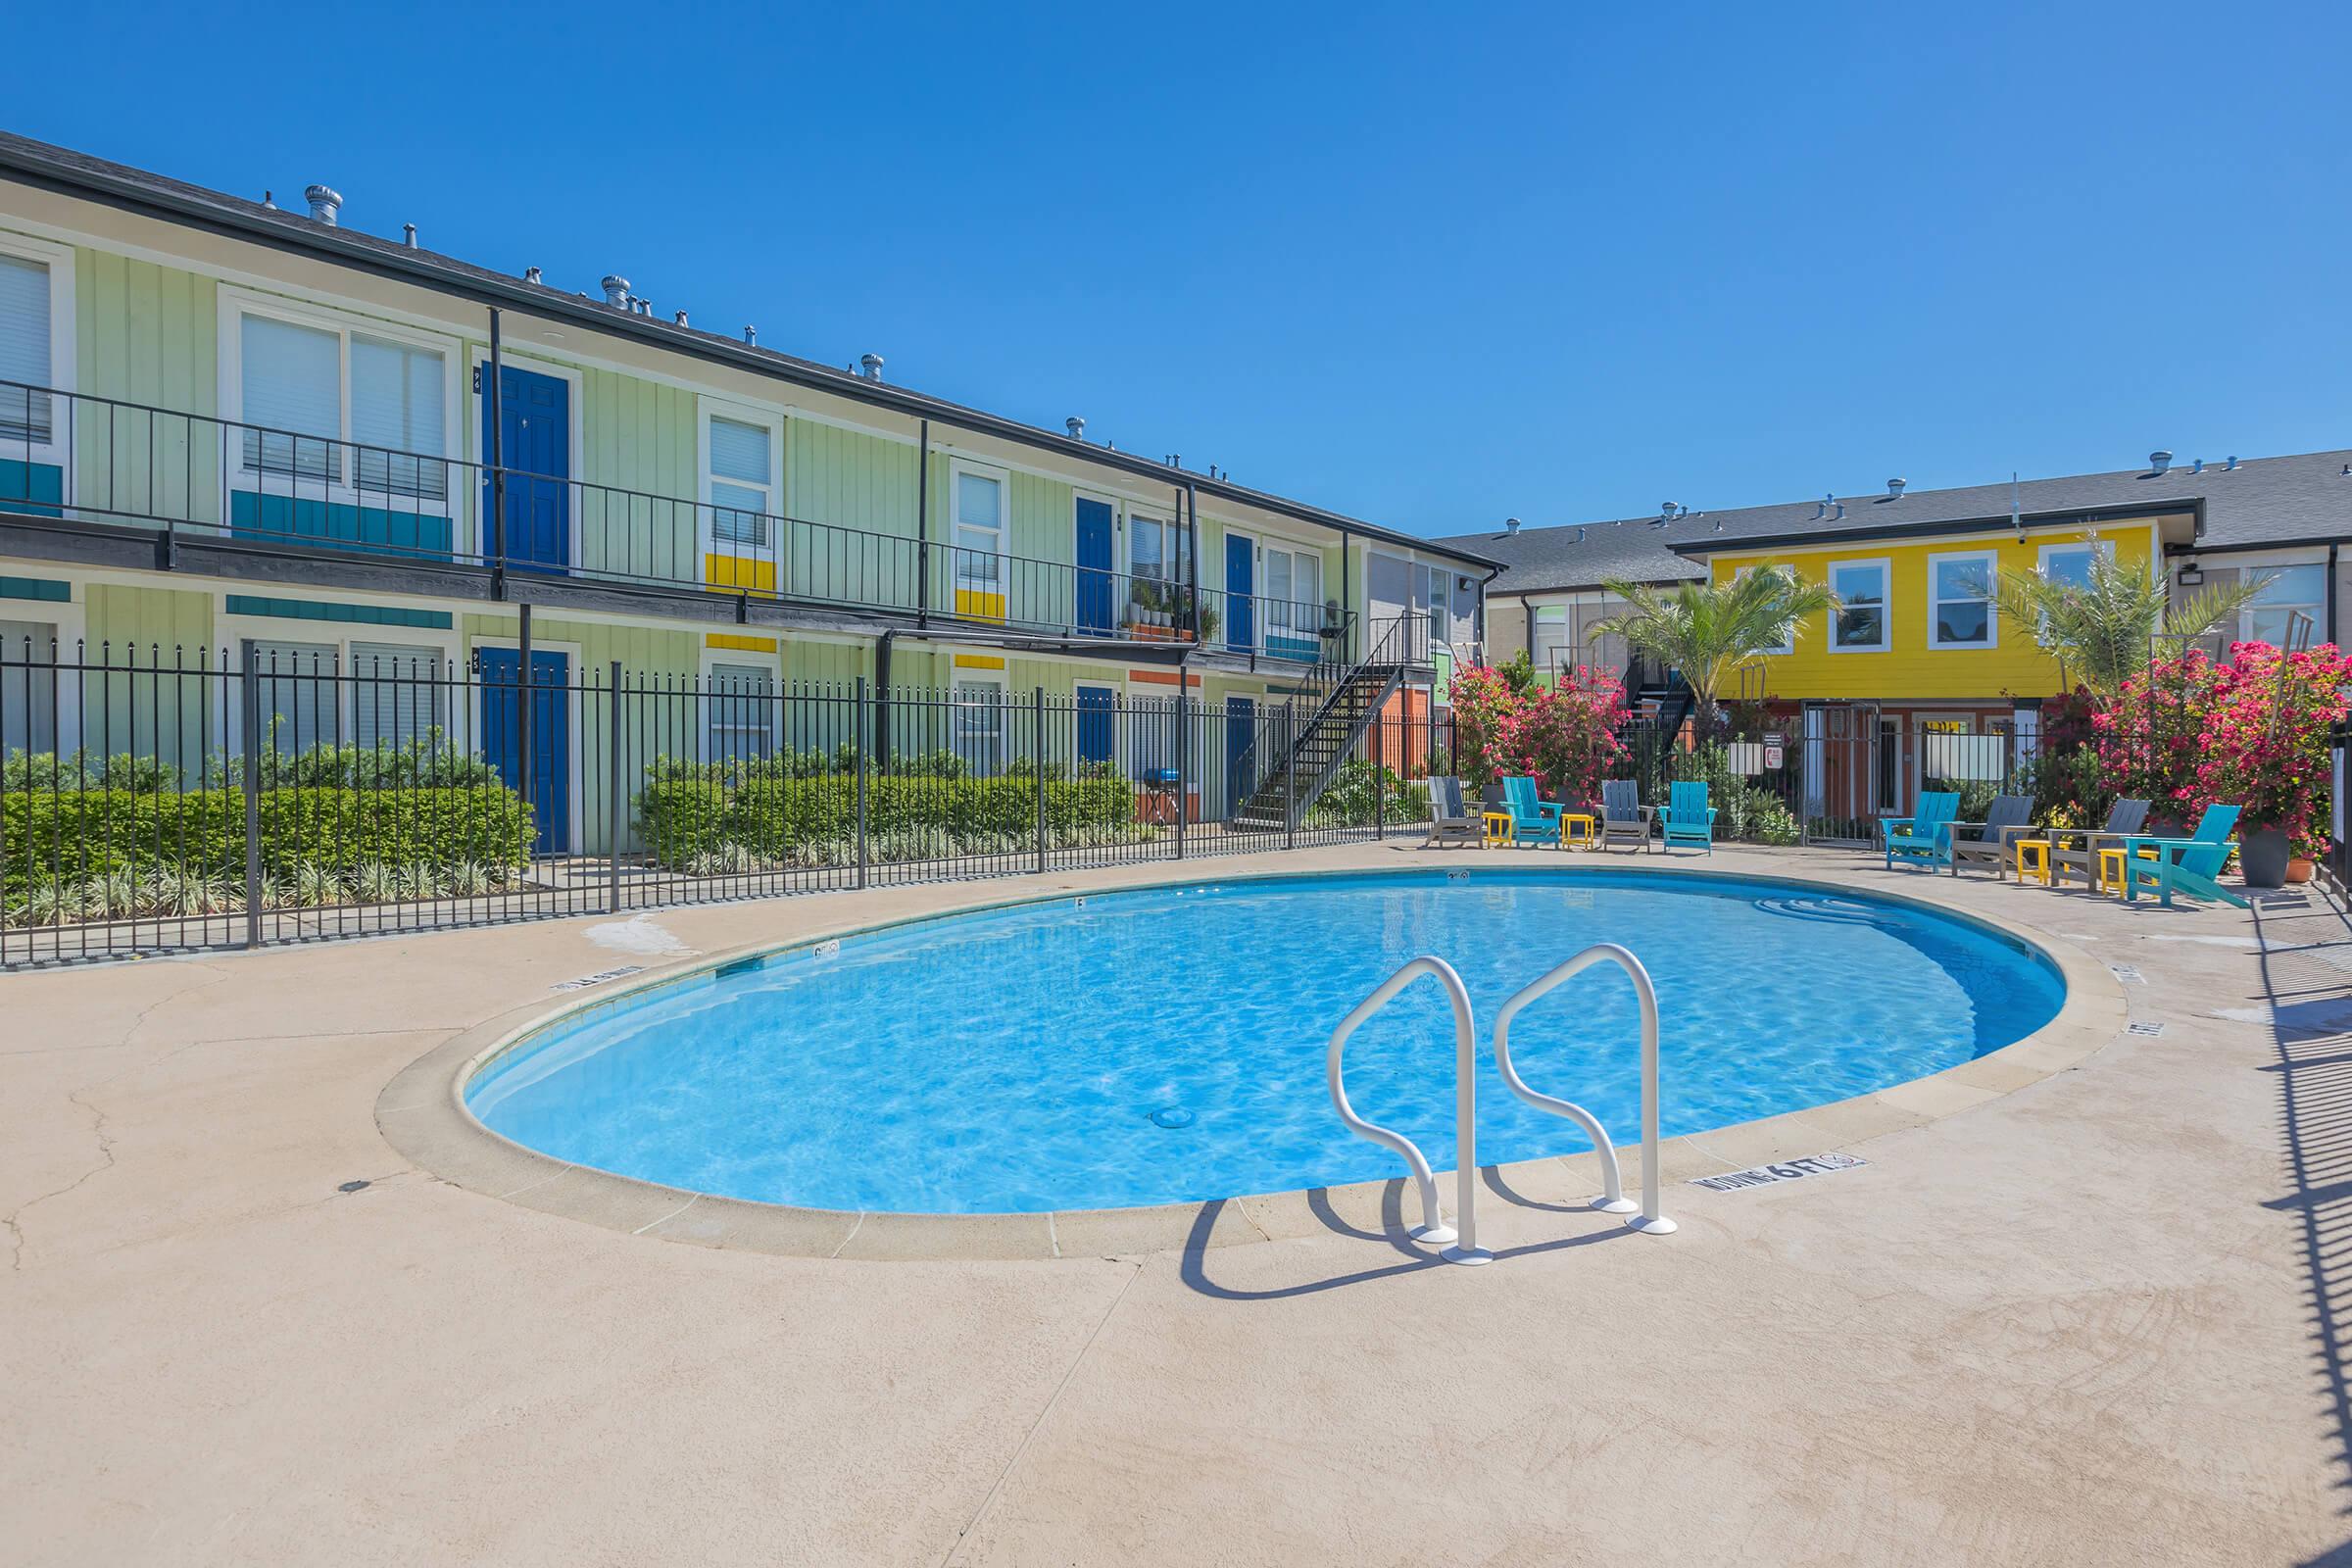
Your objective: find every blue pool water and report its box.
[467,870,2064,1214]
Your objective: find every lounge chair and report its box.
[1422,776,1483,850]
[1881,790,1961,872]
[2047,798,2151,889]
[1660,780,1716,854]
[1500,775,1563,848]
[1949,794,2037,877]
[1599,780,1653,853]
[2122,804,2247,908]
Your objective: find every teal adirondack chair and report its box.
[1882,791,1961,871]
[2122,804,2246,907]
[1500,775,1563,847]
[1660,781,1716,854]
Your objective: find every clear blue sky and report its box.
[12,1,2348,536]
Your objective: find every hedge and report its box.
[637,775,1135,864]
[3,786,533,891]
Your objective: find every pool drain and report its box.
[1149,1105,1196,1129]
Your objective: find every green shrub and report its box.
[634,772,1138,867]
[2,785,531,892]
[1303,760,1428,827]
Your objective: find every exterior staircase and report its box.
[1227,616,1424,831]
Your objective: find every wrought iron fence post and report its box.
[856,676,870,889]
[1174,680,1189,861]
[1285,702,1298,851]
[237,641,262,949]
[1034,687,1048,874]
[1374,725,1385,841]
[607,661,623,914]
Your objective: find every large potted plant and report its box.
[2193,641,2351,888]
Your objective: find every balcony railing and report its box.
[0,380,1354,660]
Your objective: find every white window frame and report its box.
[700,644,783,763]
[1827,557,1891,654]
[1926,550,1999,651]
[947,460,1009,601]
[0,588,89,758]
[698,398,785,561]
[1262,541,1327,650]
[215,599,464,765]
[2232,555,2327,649]
[950,666,1008,777]
[1731,564,1796,655]
[2035,538,2116,590]
[218,285,463,517]
[0,230,75,474]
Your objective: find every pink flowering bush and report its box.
[2095,642,2350,856]
[1447,663,1630,804]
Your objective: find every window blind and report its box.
[351,334,447,500]
[241,315,341,481]
[0,255,52,442]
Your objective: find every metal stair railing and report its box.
[1227,613,1427,827]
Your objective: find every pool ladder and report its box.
[1325,945,1675,1266]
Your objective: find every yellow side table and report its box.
[1561,812,1597,850]
[2096,846,2130,896]
[2014,838,2053,886]
[1482,810,1515,848]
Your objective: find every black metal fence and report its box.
[1,639,1451,966]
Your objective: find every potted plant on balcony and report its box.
[1127,580,1174,641]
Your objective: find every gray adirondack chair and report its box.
[1949,795,2038,876]
[1423,776,1483,849]
[1600,780,1653,852]
[2049,798,2152,888]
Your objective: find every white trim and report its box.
[699,643,784,761]
[217,282,465,525]
[697,393,785,568]
[0,583,88,757]
[945,457,1009,600]
[215,599,465,787]
[0,227,76,483]
[1826,557,1891,654]
[1925,549,1999,652]
[465,633,586,857]
[465,347,585,565]
[2035,536,2117,584]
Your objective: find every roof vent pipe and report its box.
[402,223,417,249]
[1066,416,1086,440]
[601,275,630,309]
[673,310,689,326]
[2225,455,2238,470]
[1886,477,1906,497]
[262,189,277,211]
[1660,502,1678,521]
[1505,516,1522,536]
[744,325,758,346]
[2149,449,2173,474]
[523,266,542,284]
[2190,457,2203,475]
[304,184,342,225]
[859,353,885,382]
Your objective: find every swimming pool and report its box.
[466,869,2064,1214]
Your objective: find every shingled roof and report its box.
[1435,449,2352,596]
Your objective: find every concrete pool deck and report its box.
[1,842,2342,1563]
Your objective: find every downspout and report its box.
[2330,541,2341,648]
[914,419,930,629]
[874,630,894,764]
[1184,479,1200,648]
[487,308,507,600]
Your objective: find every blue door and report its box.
[1225,695,1255,811]
[481,366,570,573]
[478,647,570,854]
[1075,498,1115,635]
[1076,685,1115,767]
[1225,534,1253,650]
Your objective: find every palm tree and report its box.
[1590,567,1839,734]
[1980,553,2270,704]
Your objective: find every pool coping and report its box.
[373,857,2128,1262]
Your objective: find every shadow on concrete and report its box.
[1178,1178,1634,1301]
[2252,890,2352,1562]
